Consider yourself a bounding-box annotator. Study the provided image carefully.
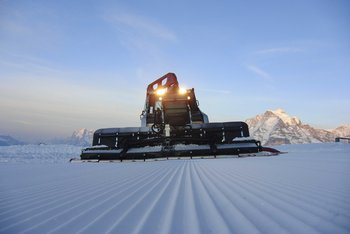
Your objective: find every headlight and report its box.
[178,87,187,95]
[156,88,167,96]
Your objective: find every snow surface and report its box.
[0,143,350,233]
[0,144,82,164]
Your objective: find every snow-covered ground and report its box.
[0,143,349,233]
[0,144,82,164]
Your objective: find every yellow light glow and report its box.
[178,87,187,95]
[156,88,167,96]
[187,96,191,100]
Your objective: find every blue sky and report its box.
[0,0,349,142]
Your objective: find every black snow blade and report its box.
[79,140,268,162]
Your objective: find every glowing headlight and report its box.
[178,87,187,95]
[156,88,167,96]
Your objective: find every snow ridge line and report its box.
[203,161,348,233]
[224,164,350,228]
[76,163,179,233]
[195,163,288,233]
[0,169,91,205]
[0,164,162,233]
[104,163,182,234]
[195,162,268,233]
[0,164,130,207]
[200,162,320,233]
[250,167,350,209]
[0,177,108,227]
[171,160,201,234]
[130,162,186,234]
[46,165,167,233]
[73,168,174,233]
[19,164,166,234]
[188,161,233,234]
[0,168,118,214]
[157,161,193,234]
[0,166,138,219]
[228,166,350,226]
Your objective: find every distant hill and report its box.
[0,135,23,146]
[48,128,94,146]
[246,109,350,146]
[69,129,94,146]
[332,124,350,139]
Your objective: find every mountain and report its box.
[49,129,94,146]
[0,135,23,146]
[246,109,338,146]
[69,129,94,146]
[331,124,350,138]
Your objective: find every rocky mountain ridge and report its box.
[246,109,349,146]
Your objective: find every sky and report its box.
[0,0,349,142]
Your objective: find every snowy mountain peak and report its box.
[270,108,301,125]
[72,129,92,138]
[271,108,285,115]
[246,109,334,146]
[70,129,94,146]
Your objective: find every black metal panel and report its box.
[162,99,190,126]
[81,140,261,161]
[91,121,251,150]
[92,127,154,148]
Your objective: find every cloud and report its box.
[0,53,63,75]
[246,64,272,81]
[0,4,62,49]
[104,11,177,42]
[197,88,231,94]
[255,47,303,55]
[0,18,31,34]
